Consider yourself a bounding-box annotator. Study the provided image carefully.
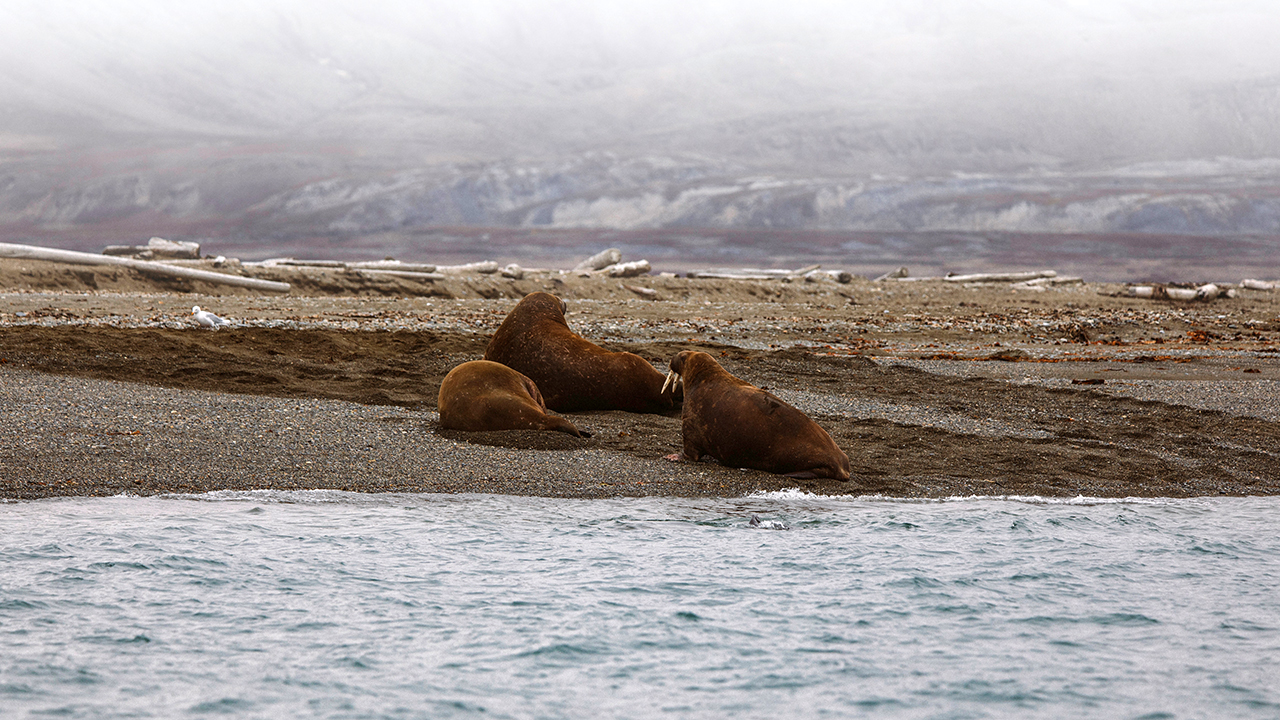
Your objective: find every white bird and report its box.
[191,305,230,329]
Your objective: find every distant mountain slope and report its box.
[3,149,1279,244]
[2,0,1280,245]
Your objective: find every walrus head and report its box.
[664,350,727,395]
[663,350,691,395]
[515,291,569,326]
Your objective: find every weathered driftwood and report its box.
[623,283,657,298]
[241,258,293,267]
[1026,276,1083,285]
[1241,279,1276,291]
[945,270,1057,283]
[351,268,445,281]
[686,271,777,280]
[1128,283,1235,301]
[0,242,291,293]
[349,260,439,272]
[692,272,788,280]
[271,259,347,268]
[605,260,651,278]
[688,264,822,280]
[1011,276,1084,291]
[436,261,499,274]
[804,269,853,284]
[873,266,910,282]
[572,248,622,272]
[102,236,201,259]
[1194,283,1233,300]
[249,258,446,276]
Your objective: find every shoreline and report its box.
[2,266,1279,500]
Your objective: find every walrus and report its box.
[437,360,587,437]
[483,292,677,413]
[662,350,851,480]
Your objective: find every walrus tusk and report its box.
[662,370,679,395]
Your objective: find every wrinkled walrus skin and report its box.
[483,292,677,413]
[438,360,586,437]
[666,350,851,480]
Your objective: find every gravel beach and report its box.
[3,258,1279,499]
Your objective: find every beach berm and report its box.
[2,261,1278,499]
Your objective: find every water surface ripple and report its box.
[2,492,1278,718]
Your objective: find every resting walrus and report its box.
[663,350,850,480]
[438,360,587,437]
[483,292,676,413]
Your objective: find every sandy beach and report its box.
[2,257,1279,500]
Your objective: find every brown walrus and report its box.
[483,292,677,413]
[662,350,851,480]
[438,360,587,437]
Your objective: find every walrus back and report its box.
[485,293,674,414]
[438,360,584,436]
[675,351,850,480]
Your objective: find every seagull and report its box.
[191,305,230,330]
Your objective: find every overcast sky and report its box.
[2,0,1279,168]
[7,0,1277,75]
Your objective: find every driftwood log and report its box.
[623,284,657,298]
[436,261,499,274]
[572,248,622,273]
[0,242,291,293]
[873,266,910,282]
[348,260,439,272]
[1011,276,1084,291]
[350,268,445,281]
[605,260,652,278]
[805,269,853,283]
[102,236,201,259]
[945,270,1058,283]
[265,259,347,268]
[1128,283,1235,301]
[688,264,822,280]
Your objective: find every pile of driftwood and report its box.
[874,268,1083,290]
[1128,283,1234,301]
[570,248,653,278]
[102,236,202,260]
[258,247,660,282]
[0,241,291,293]
[687,264,852,283]
[247,258,519,281]
[1128,279,1278,302]
[0,240,667,294]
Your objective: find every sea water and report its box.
[2,491,1278,719]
